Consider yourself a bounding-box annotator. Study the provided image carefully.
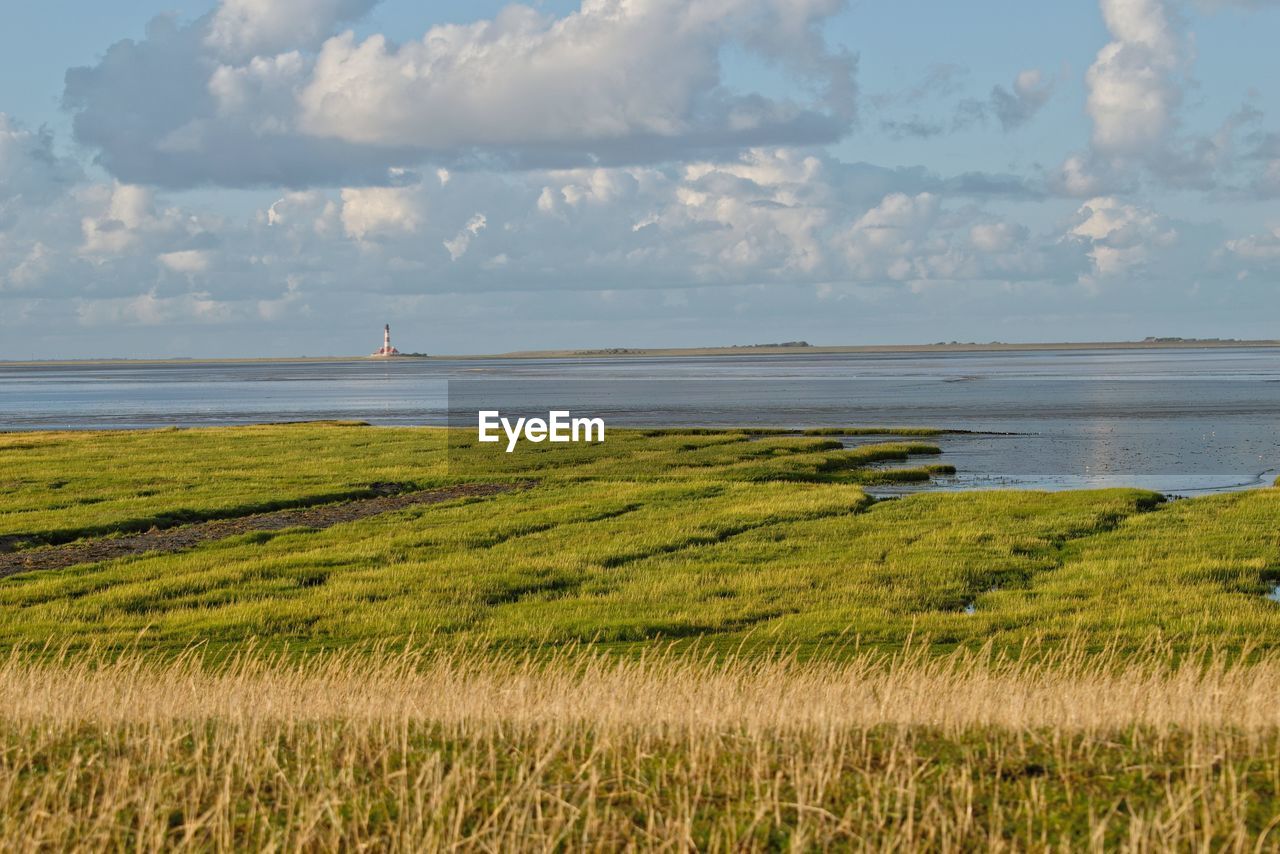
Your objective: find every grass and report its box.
[5,422,1280,848]
[2,422,1280,656]
[6,641,1280,850]
[0,424,937,547]
[0,422,445,547]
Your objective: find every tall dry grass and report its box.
[4,640,1280,851]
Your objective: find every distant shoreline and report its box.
[3,339,1279,367]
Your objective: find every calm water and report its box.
[3,348,1279,496]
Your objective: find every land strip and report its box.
[3,338,1278,366]
[0,482,523,578]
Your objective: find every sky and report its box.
[1,0,1278,358]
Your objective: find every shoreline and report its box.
[3,338,1279,367]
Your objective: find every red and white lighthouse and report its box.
[370,323,401,357]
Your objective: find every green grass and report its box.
[0,422,447,547]
[2,422,1280,656]
[6,422,1280,847]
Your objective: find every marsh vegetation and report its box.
[3,423,1279,656]
[3,422,1280,848]
[7,642,1280,850]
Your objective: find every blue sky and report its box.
[1,0,1278,358]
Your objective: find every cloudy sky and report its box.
[1,0,1278,358]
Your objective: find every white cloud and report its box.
[1071,0,1269,193]
[1055,155,1109,198]
[297,0,851,152]
[838,192,939,280]
[266,191,340,235]
[970,222,1024,253]
[671,160,830,274]
[64,0,855,188]
[208,52,307,133]
[80,184,158,255]
[206,0,377,59]
[1086,0,1184,156]
[158,249,214,273]
[828,191,1049,283]
[12,0,1280,356]
[1068,196,1178,280]
[340,186,423,240]
[18,146,1084,304]
[444,214,488,261]
[0,110,1220,351]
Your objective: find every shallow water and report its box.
[2,347,1279,496]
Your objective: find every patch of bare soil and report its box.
[0,482,526,579]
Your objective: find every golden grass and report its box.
[5,641,1280,850]
[7,640,1280,732]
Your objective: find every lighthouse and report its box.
[370,323,401,357]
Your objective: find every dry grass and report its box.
[9,639,1280,732]
[5,641,1280,851]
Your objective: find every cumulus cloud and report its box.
[63,0,857,188]
[80,184,157,255]
[0,157,231,306]
[339,187,423,240]
[298,1,852,150]
[5,126,1096,320]
[1070,0,1269,193]
[837,192,941,279]
[62,12,414,189]
[1068,196,1178,281]
[17,0,1280,356]
[206,0,377,59]
[513,151,1074,287]
[1086,0,1185,156]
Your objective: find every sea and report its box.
[3,347,1279,496]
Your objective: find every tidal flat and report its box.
[4,422,1280,848]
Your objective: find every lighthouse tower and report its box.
[370,323,401,357]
